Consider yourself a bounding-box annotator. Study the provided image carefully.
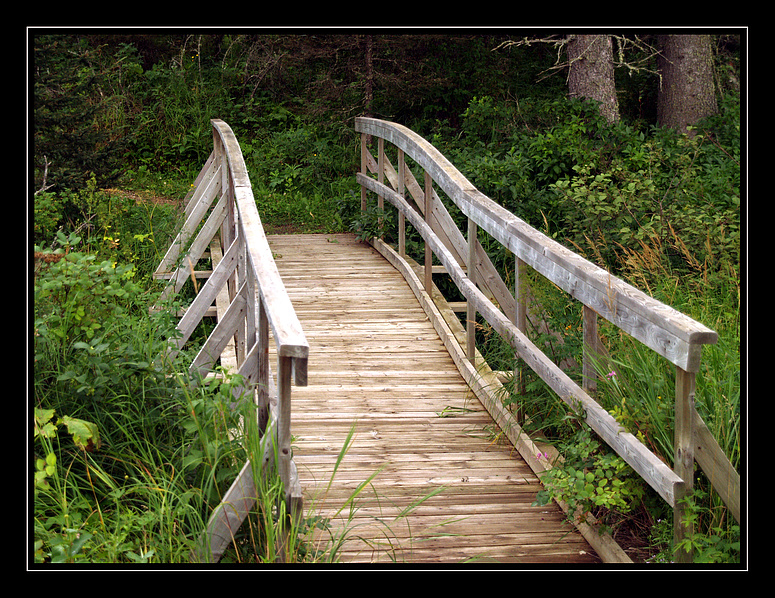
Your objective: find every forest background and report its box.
[31,30,743,566]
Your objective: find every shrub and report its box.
[533,422,645,527]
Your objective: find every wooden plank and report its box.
[188,283,247,377]
[355,117,718,373]
[163,193,229,298]
[173,235,241,350]
[155,164,222,277]
[209,234,237,371]
[370,238,632,563]
[267,233,601,564]
[359,173,684,510]
[693,407,741,523]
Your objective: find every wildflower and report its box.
[607,371,617,378]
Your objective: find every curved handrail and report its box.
[211,119,309,362]
[355,117,717,373]
[356,118,736,562]
[357,166,684,505]
[157,120,309,562]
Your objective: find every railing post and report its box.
[582,305,599,395]
[514,257,528,396]
[673,366,696,563]
[257,299,270,434]
[398,149,406,257]
[423,171,432,294]
[277,354,293,504]
[467,217,477,365]
[377,137,385,238]
[360,133,369,213]
[236,233,247,368]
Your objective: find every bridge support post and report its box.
[424,171,433,294]
[673,367,696,563]
[467,217,477,365]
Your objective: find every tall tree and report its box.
[566,34,620,124]
[657,34,718,134]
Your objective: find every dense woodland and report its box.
[31,31,743,566]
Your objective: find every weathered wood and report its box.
[158,120,308,563]
[188,283,248,378]
[173,235,241,350]
[693,406,740,523]
[467,216,477,364]
[358,173,684,508]
[582,305,599,394]
[209,234,238,370]
[155,164,222,279]
[371,237,632,563]
[355,117,717,373]
[673,367,695,563]
[268,233,602,564]
[364,149,515,318]
[355,118,744,566]
[184,151,217,218]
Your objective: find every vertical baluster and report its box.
[277,354,293,497]
[398,149,406,257]
[467,217,477,365]
[257,298,270,434]
[360,132,369,213]
[673,367,696,563]
[582,305,599,395]
[514,256,527,396]
[424,171,432,293]
[377,137,384,238]
[245,258,256,353]
[236,233,247,367]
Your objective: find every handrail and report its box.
[355,117,736,562]
[211,120,309,362]
[155,120,308,562]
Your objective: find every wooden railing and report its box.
[355,117,739,562]
[153,119,309,563]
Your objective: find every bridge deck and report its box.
[267,233,599,564]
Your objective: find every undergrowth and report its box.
[32,35,741,565]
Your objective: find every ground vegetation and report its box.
[31,30,743,565]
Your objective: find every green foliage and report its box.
[550,114,740,276]
[33,192,65,246]
[34,232,140,354]
[33,35,134,191]
[673,490,741,564]
[31,33,741,564]
[533,422,645,526]
[348,203,392,243]
[648,490,741,564]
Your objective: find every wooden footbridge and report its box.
[153,119,739,565]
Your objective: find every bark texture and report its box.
[657,34,718,134]
[567,34,620,124]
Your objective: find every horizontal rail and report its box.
[156,120,308,562]
[357,171,684,508]
[356,117,732,563]
[211,119,309,362]
[355,117,717,373]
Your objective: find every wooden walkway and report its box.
[267,233,599,565]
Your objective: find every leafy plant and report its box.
[648,489,741,564]
[533,422,645,527]
[349,203,392,243]
[34,232,140,357]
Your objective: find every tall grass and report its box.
[480,222,741,562]
[32,187,438,565]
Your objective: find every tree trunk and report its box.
[657,34,718,135]
[567,34,620,124]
